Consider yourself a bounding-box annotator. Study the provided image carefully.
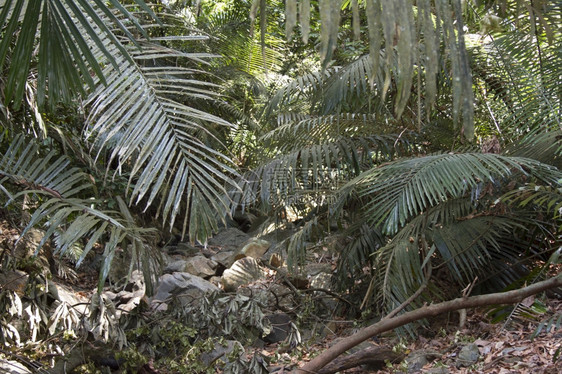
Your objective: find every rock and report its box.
[150,272,220,311]
[50,282,90,315]
[0,270,28,295]
[238,238,270,259]
[427,367,450,374]
[199,340,243,366]
[456,343,480,367]
[221,257,266,292]
[406,352,428,373]
[13,228,45,258]
[320,320,338,338]
[211,250,236,269]
[113,270,146,315]
[164,260,188,274]
[263,313,292,343]
[166,242,199,256]
[309,272,332,290]
[309,271,338,315]
[266,283,293,310]
[405,350,442,373]
[0,359,32,374]
[306,263,332,277]
[208,228,250,252]
[183,255,218,278]
[107,247,130,284]
[209,276,222,287]
[165,256,218,278]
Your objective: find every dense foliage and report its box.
[0,0,560,372]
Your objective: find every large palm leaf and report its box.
[333,153,561,313]
[0,135,157,292]
[0,0,158,109]
[81,6,239,242]
[342,153,560,235]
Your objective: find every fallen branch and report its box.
[295,273,562,374]
[317,346,403,374]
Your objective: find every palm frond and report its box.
[472,26,561,140]
[0,0,157,109]
[218,31,285,76]
[271,0,476,138]
[265,69,336,118]
[83,8,238,242]
[316,54,379,114]
[262,113,414,152]
[232,133,416,211]
[364,199,555,314]
[334,151,562,313]
[502,183,562,227]
[345,153,561,235]
[0,134,92,201]
[336,223,385,279]
[285,216,320,270]
[428,215,526,283]
[0,135,153,292]
[506,131,562,168]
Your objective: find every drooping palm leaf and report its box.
[0,135,153,292]
[343,153,561,235]
[83,7,239,242]
[265,0,476,138]
[0,0,158,109]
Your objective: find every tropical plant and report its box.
[0,0,243,360]
[1,0,561,368]
[0,0,239,273]
[229,0,562,321]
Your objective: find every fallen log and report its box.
[295,273,562,374]
[317,346,403,374]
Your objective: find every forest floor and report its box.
[2,217,561,374]
[262,295,562,373]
